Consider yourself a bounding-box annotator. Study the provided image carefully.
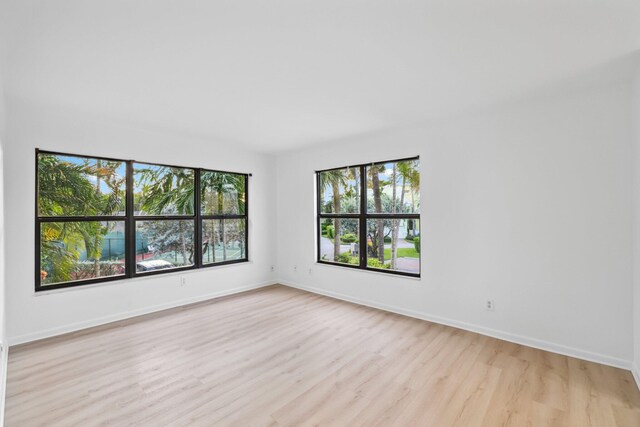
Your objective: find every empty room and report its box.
[1,1,640,426]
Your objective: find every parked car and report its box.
[136,259,175,272]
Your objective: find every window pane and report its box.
[40,221,125,286]
[202,219,247,264]
[133,163,194,215]
[38,153,126,216]
[201,171,246,215]
[319,167,360,214]
[366,219,420,274]
[319,218,359,265]
[366,159,420,214]
[135,220,195,272]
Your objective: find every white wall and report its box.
[276,82,635,368]
[0,64,7,425]
[3,98,277,344]
[633,65,640,386]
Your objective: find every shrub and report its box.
[405,234,415,241]
[326,225,335,239]
[337,252,359,265]
[337,252,352,263]
[367,258,390,269]
[384,236,392,243]
[73,261,125,280]
[414,236,420,253]
[340,233,357,244]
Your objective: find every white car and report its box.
[136,259,175,271]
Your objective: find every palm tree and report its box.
[368,164,386,263]
[320,169,349,261]
[136,166,195,264]
[138,168,245,264]
[201,171,245,215]
[137,166,195,215]
[400,160,420,215]
[388,160,417,268]
[390,162,399,269]
[201,171,245,262]
[38,155,105,282]
[85,158,125,276]
[200,172,246,262]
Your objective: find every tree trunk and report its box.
[391,164,398,269]
[222,220,227,261]
[410,189,415,236]
[353,168,360,211]
[371,167,384,263]
[211,223,216,262]
[218,190,224,214]
[181,234,188,265]
[332,181,341,261]
[214,191,225,262]
[180,222,189,265]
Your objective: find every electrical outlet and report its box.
[485,300,495,311]
[180,276,187,286]
[308,268,312,275]
[270,265,275,272]
[293,265,297,272]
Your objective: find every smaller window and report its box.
[200,171,248,266]
[317,157,420,277]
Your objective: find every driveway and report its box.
[321,237,353,260]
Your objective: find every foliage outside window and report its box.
[36,150,249,291]
[201,171,247,265]
[317,157,420,276]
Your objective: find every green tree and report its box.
[320,168,357,261]
[390,159,418,268]
[368,164,386,263]
[136,166,195,215]
[38,155,115,283]
[86,159,126,276]
[135,166,195,263]
[201,172,245,261]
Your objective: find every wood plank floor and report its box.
[5,285,640,426]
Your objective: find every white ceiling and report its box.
[1,1,640,152]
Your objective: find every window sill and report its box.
[34,260,254,296]
[315,261,421,281]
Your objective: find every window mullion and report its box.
[195,169,202,268]
[359,165,367,269]
[125,160,135,278]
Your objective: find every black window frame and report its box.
[316,156,420,278]
[35,149,250,292]
[199,168,249,267]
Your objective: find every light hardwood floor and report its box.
[5,285,640,426]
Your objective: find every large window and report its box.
[317,157,420,277]
[36,150,249,291]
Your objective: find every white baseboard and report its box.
[9,280,276,347]
[280,280,632,371]
[633,362,640,391]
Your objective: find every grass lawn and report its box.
[384,247,419,258]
